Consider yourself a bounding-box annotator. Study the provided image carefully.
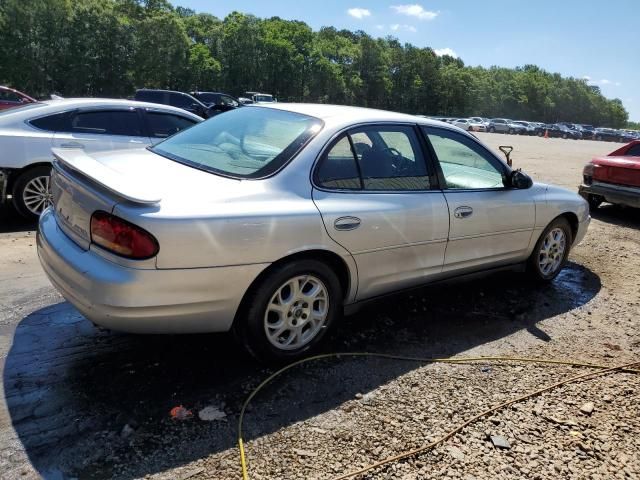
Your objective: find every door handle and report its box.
[334,216,361,231]
[454,206,473,219]
[60,142,83,149]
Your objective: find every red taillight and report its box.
[90,211,159,260]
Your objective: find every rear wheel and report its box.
[562,133,568,139]
[235,259,343,362]
[489,127,495,133]
[508,128,514,134]
[12,166,53,220]
[527,217,573,282]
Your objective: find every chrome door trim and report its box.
[354,237,447,255]
[449,227,533,241]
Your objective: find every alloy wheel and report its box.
[538,228,566,276]
[264,275,329,351]
[22,175,52,215]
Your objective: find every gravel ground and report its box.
[0,133,638,479]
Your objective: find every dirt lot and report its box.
[0,134,638,479]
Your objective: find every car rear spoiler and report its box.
[51,148,162,205]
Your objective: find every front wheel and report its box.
[235,259,343,362]
[12,166,53,220]
[489,127,495,133]
[527,217,573,282]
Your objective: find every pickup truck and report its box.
[579,140,640,209]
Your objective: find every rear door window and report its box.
[315,136,361,190]
[315,125,431,191]
[70,110,143,136]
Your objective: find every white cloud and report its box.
[584,77,622,87]
[391,4,438,20]
[390,23,417,32]
[347,7,371,19]
[434,47,458,58]
[375,24,385,30]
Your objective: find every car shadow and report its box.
[4,261,601,479]
[591,203,640,229]
[0,204,35,233]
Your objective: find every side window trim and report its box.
[313,123,438,193]
[422,125,511,192]
[345,133,365,189]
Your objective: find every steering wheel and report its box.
[382,147,411,174]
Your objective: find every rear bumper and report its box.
[37,208,268,333]
[579,181,640,209]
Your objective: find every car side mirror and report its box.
[510,169,533,189]
[498,145,513,167]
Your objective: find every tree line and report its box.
[0,0,630,128]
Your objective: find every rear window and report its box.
[152,107,322,178]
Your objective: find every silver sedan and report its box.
[37,104,590,361]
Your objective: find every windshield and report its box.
[152,107,322,178]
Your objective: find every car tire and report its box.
[12,166,53,220]
[527,217,573,282]
[537,131,543,137]
[235,259,343,363]
[587,195,603,211]
[562,133,568,139]
[489,127,495,133]
[508,128,514,134]
[596,135,602,141]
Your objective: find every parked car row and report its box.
[427,114,639,142]
[133,89,276,118]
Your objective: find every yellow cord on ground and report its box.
[237,353,640,480]
[238,438,249,480]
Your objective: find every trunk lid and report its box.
[592,156,640,188]
[50,147,248,257]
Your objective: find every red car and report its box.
[0,86,37,111]
[579,140,640,210]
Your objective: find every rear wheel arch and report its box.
[234,249,353,324]
[6,162,52,194]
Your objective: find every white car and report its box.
[0,98,201,218]
[452,118,487,132]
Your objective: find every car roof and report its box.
[0,98,202,125]
[258,103,445,127]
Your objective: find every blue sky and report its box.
[180,1,640,121]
